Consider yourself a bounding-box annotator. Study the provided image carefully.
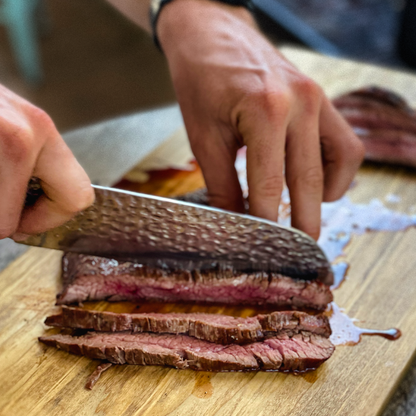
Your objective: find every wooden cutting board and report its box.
[2,48,416,416]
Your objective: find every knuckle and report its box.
[298,76,322,97]
[290,166,323,192]
[30,106,56,132]
[268,90,291,117]
[1,123,34,162]
[251,87,292,121]
[303,166,323,190]
[254,174,283,200]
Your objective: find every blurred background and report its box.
[0,0,414,133]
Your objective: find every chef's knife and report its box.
[19,179,333,285]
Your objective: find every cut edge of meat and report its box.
[58,254,333,310]
[39,331,334,373]
[44,307,332,344]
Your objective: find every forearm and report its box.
[105,0,152,34]
[105,0,257,45]
[158,0,257,54]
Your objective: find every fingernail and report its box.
[12,233,31,242]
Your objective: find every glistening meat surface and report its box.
[57,253,333,310]
[45,307,331,344]
[39,331,334,373]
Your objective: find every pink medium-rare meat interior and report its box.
[57,253,333,310]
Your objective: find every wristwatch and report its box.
[150,0,254,51]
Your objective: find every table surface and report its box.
[1,46,416,416]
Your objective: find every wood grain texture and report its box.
[1,47,416,416]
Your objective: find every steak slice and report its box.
[85,363,112,390]
[333,86,416,167]
[58,253,333,310]
[45,307,331,344]
[39,331,334,372]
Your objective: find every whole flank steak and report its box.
[57,253,333,310]
[45,306,332,344]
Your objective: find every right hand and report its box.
[0,84,94,240]
[158,0,365,240]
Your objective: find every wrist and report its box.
[157,0,256,55]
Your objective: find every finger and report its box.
[319,99,365,202]
[242,108,286,221]
[188,125,245,213]
[17,138,94,234]
[285,112,323,240]
[0,142,36,239]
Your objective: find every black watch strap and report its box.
[150,0,254,52]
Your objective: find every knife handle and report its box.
[25,177,44,207]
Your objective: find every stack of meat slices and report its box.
[39,253,335,378]
[39,187,336,385]
[40,307,334,376]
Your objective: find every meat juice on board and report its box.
[237,151,411,345]
[280,191,408,344]
[328,303,401,345]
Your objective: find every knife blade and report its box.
[19,180,333,285]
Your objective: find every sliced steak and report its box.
[333,86,416,167]
[85,363,112,390]
[58,253,333,310]
[45,307,331,344]
[39,331,334,373]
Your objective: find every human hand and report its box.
[0,84,94,239]
[157,0,364,240]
